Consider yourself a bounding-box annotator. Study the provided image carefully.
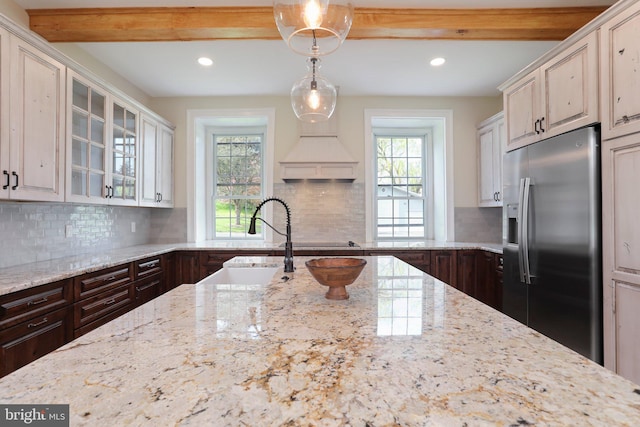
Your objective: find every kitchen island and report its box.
[1,256,638,426]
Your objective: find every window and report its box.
[210,129,265,239]
[365,109,453,242]
[374,131,433,240]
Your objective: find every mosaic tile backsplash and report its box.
[0,202,152,269]
[0,186,501,268]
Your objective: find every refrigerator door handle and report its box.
[517,178,526,283]
[521,177,532,284]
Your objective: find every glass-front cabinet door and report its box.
[67,71,107,203]
[109,98,138,205]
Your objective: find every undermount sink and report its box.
[197,267,279,285]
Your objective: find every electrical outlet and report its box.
[131,222,136,233]
[65,225,73,238]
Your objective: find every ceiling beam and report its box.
[26,6,608,43]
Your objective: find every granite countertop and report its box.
[1,256,638,425]
[0,240,502,297]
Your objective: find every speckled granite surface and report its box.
[0,241,502,296]
[1,256,638,426]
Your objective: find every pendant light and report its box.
[290,57,337,122]
[273,0,354,57]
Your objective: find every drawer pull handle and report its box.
[103,298,117,306]
[27,297,49,306]
[105,275,117,282]
[28,317,48,328]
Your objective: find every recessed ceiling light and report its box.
[430,57,446,67]
[198,57,214,67]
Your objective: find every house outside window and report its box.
[209,129,265,239]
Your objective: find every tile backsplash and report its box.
[454,206,503,244]
[0,202,151,269]
[0,189,502,269]
[272,182,367,243]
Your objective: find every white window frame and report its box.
[206,126,267,240]
[373,128,434,240]
[364,109,454,242]
[187,108,275,242]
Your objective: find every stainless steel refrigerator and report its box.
[502,125,602,364]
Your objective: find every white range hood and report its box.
[279,111,358,181]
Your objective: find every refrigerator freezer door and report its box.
[502,146,529,324]
[526,126,602,362]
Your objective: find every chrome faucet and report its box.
[248,197,294,273]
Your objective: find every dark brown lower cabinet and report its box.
[163,252,176,293]
[457,250,479,297]
[133,256,164,305]
[175,251,201,284]
[477,251,495,307]
[0,279,73,378]
[494,254,504,311]
[456,250,503,310]
[431,250,458,288]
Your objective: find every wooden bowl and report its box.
[305,258,367,300]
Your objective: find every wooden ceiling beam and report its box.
[26,6,608,43]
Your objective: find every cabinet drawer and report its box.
[0,306,72,377]
[136,256,163,279]
[74,264,133,300]
[134,273,162,306]
[0,280,72,331]
[74,283,133,329]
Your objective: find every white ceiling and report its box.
[11,0,616,98]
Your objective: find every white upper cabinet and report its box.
[140,114,174,208]
[157,123,174,208]
[503,31,599,151]
[600,1,640,140]
[108,98,139,206]
[0,27,8,200]
[2,34,66,202]
[67,70,142,207]
[477,111,505,207]
[66,70,108,204]
[0,14,175,207]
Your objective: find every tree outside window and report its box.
[213,134,264,238]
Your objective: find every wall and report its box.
[149,95,503,242]
[0,0,27,27]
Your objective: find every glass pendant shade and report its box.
[291,58,337,122]
[273,0,354,56]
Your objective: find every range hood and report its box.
[280,112,358,181]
